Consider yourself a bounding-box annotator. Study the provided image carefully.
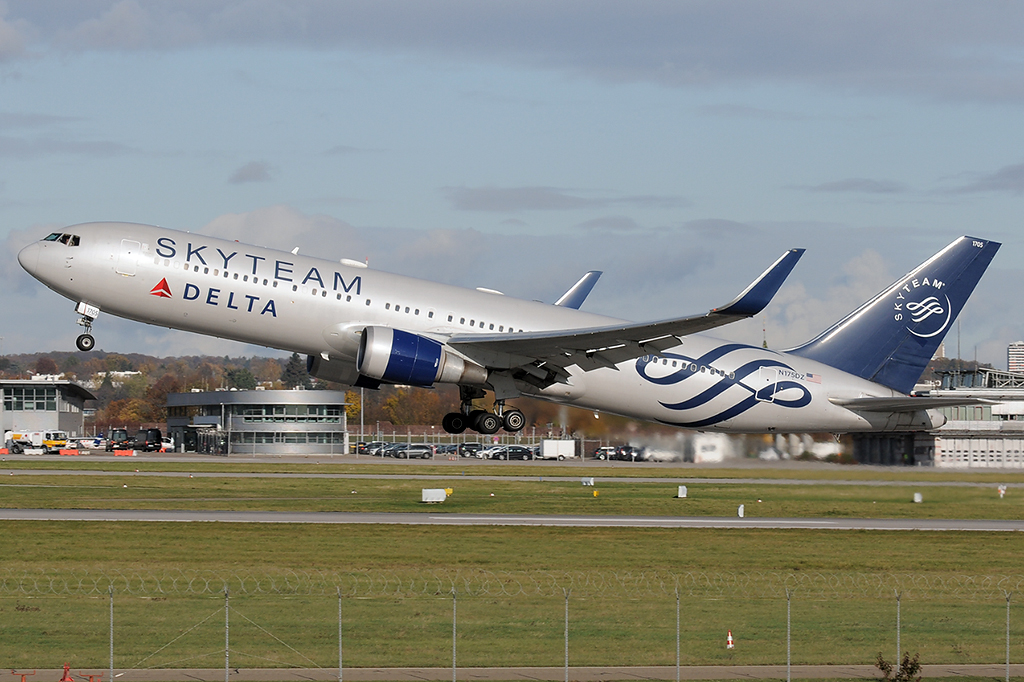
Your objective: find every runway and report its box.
[2,508,1022,530]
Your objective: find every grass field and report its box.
[1,471,1022,519]
[1,460,1023,671]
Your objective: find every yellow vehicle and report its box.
[5,430,69,454]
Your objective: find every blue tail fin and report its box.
[788,236,1000,394]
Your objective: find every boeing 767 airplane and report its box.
[18,224,998,435]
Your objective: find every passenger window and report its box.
[499,326,504,332]
[164,259,170,267]
[489,323,494,330]
[312,288,318,295]
[415,309,420,315]
[292,285,297,291]
[386,303,391,310]
[336,293,341,300]
[234,273,239,280]
[243,275,248,281]
[213,269,219,276]
[322,290,327,297]
[194,265,200,272]
[264,279,269,286]
[404,306,409,313]
[273,281,278,288]
[448,315,453,322]
[346,295,351,302]
[366,299,371,306]
[470,319,475,326]
[479,321,485,328]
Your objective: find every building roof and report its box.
[0,379,96,402]
[167,389,348,407]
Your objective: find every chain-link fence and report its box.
[3,568,1023,600]
[2,569,1022,674]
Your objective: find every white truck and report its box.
[5,430,69,454]
[537,439,577,460]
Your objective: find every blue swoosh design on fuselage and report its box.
[635,345,811,428]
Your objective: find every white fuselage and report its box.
[19,222,932,434]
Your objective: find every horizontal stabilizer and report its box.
[555,271,602,309]
[830,396,994,412]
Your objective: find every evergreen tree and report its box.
[280,353,311,389]
[226,368,258,390]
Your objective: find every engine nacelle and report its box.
[357,326,488,387]
[306,354,381,389]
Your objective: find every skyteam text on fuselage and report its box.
[17,223,1000,435]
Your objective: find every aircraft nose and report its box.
[18,241,40,276]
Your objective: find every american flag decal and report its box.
[806,373,821,384]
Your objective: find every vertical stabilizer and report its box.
[788,236,999,394]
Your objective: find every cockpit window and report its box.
[42,233,80,246]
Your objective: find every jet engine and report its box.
[357,326,488,387]
[306,354,381,389]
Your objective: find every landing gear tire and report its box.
[442,412,469,434]
[76,334,95,352]
[474,412,501,435]
[502,409,526,432]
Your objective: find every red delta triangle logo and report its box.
[150,278,172,299]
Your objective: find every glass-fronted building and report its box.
[166,389,349,455]
[1,379,95,436]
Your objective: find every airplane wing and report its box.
[554,271,602,309]
[830,396,995,412]
[448,248,804,384]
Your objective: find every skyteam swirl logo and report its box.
[892,275,952,340]
[635,344,811,428]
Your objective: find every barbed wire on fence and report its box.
[1,568,1022,600]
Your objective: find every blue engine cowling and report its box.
[357,326,488,387]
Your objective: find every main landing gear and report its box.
[442,386,526,435]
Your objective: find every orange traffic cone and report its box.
[726,630,734,649]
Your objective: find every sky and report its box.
[1,1,1023,367]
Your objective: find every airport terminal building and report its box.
[1,378,95,437]
[166,389,349,455]
[853,367,1024,467]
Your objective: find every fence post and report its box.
[895,590,901,675]
[564,588,570,682]
[109,584,114,682]
[786,588,791,682]
[452,588,457,682]
[675,587,680,682]
[225,588,230,682]
[344,581,348,679]
[1006,591,1012,682]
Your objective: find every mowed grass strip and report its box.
[1,474,1022,519]
[6,457,1024,484]
[1,523,1023,668]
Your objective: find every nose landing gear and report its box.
[74,301,99,352]
[442,386,526,434]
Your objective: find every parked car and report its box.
[458,442,485,458]
[611,445,646,461]
[134,428,163,452]
[105,428,132,451]
[394,443,435,459]
[436,444,458,456]
[483,445,533,461]
[381,443,407,457]
[364,441,389,456]
[161,436,174,452]
[593,446,617,460]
